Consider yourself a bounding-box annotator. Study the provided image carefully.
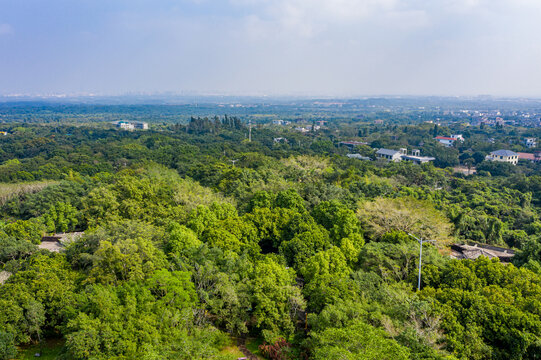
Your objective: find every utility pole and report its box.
[408,233,436,291]
[248,119,252,142]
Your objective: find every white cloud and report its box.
[234,0,417,38]
[0,23,13,35]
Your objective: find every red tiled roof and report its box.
[435,136,456,141]
[518,152,535,160]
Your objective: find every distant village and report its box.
[270,117,541,170]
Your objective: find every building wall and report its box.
[437,139,454,147]
[488,154,518,165]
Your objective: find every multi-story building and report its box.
[376,148,403,162]
[116,121,135,130]
[485,150,519,165]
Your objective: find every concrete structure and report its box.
[399,148,435,164]
[346,154,371,161]
[39,232,84,252]
[523,138,537,148]
[402,153,436,164]
[376,148,403,162]
[450,243,514,263]
[133,122,149,130]
[485,150,519,165]
[39,238,63,252]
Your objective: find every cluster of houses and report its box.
[114,121,149,130]
[343,132,541,167]
[340,140,436,165]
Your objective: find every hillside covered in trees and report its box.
[1,111,541,360]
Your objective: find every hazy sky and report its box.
[1,0,541,97]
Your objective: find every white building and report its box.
[435,136,456,147]
[115,121,147,130]
[485,150,519,165]
[435,134,463,147]
[116,121,135,130]
[376,148,403,162]
[523,138,537,148]
[376,148,435,164]
[401,149,436,164]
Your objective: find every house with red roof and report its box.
[435,134,464,147]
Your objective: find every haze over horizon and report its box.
[1,0,541,97]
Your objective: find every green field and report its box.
[16,339,64,360]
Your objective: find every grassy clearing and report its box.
[219,336,244,357]
[245,338,265,359]
[0,181,58,206]
[16,339,64,360]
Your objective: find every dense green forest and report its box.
[1,112,541,360]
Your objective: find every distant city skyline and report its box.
[1,0,541,97]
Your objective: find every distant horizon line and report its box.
[1,92,541,101]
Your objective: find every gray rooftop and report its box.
[376,148,401,156]
[491,150,518,157]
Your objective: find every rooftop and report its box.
[451,243,515,262]
[491,149,518,157]
[435,136,456,141]
[518,152,536,160]
[376,148,401,156]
